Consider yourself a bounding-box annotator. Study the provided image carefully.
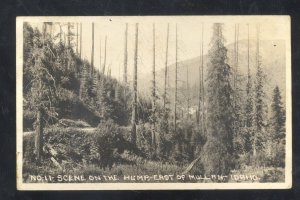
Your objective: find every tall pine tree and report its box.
[253,24,268,161]
[270,86,285,141]
[201,23,235,175]
[267,86,285,167]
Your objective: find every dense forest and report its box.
[22,22,286,183]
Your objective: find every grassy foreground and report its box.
[22,123,284,183]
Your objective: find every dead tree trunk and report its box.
[80,23,82,59]
[151,23,157,155]
[234,24,239,95]
[236,24,239,84]
[197,27,202,125]
[201,24,205,135]
[174,24,178,133]
[253,24,260,157]
[76,23,78,54]
[59,24,62,43]
[35,45,45,163]
[35,25,46,164]
[163,23,169,109]
[123,23,128,110]
[102,35,107,74]
[233,24,239,138]
[99,38,102,71]
[67,22,71,48]
[123,23,128,84]
[91,22,94,77]
[247,24,250,91]
[186,65,190,119]
[183,155,201,174]
[35,105,44,164]
[197,46,201,124]
[49,22,53,39]
[131,23,139,146]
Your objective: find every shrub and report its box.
[94,120,134,169]
[259,168,285,182]
[136,122,152,158]
[200,138,234,176]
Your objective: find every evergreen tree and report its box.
[23,23,34,95]
[200,23,235,175]
[267,86,285,167]
[99,76,113,120]
[270,86,285,140]
[79,62,89,102]
[91,72,101,113]
[254,61,267,156]
[253,25,268,161]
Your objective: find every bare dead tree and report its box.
[91,22,95,76]
[186,65,190,119]
[99,37,102,71]
[131,23,139,146]
[80,23,82,59]
[151,23,157,155]
[233,24,239,90]
[46,22,53,39]
[35,104,44,163]
[197,41,201,124]
[123,23,128,110]
[247,24,250,89]
[253,24,261,157]
[67,22,71,48]
[124,23,128,84]
[102,35,107,74]
[163,23,169,109]
[201,24,205,135]
[76,23,78,54]
[237,24,239,81]
[233,24,239,137]
[118,64,121,81]
[174,24,178,133]
[59,24,62,43]
[197,24,204,126]
[35,22,45,162]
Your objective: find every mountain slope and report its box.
[138,39,286,105]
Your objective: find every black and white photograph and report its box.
[16,16,291,190]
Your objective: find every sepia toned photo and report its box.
[16,16,292,190]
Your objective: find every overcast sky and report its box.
[27,16,289,81]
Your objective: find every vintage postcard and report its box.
[16,16,292,190]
